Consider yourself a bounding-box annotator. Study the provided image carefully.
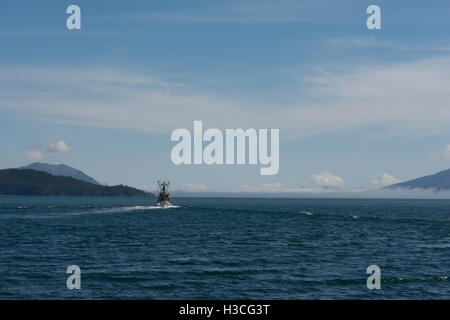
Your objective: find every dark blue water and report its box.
[0,196,448,299]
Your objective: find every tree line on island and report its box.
[0,169,153,197]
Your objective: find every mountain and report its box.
[0,169,153,197]
[386,168,450,191]
[20,163,100,185]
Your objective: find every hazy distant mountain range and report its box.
[20,162,100,185]
[386,168,450,191]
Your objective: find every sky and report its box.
[1,0,450,193]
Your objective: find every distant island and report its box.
[386,168,450,191]
[0,169,153,197]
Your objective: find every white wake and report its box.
[92,205,181,214]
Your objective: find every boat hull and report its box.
[156,200,172,207]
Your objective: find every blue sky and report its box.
[1,0,450,192]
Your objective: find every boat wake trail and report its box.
[0,204,181,220]
[93,205,180,214]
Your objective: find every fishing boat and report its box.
[156,180,172,207]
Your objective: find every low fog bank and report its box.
[363,188,450,199]
[172,188,450,199]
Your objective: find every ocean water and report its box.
[0,196,448,299]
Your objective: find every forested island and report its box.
[0,169,153,197]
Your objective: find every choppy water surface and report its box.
[0,196,448,299]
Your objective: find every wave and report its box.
[2,200,448,224]
[195,205,450,223]
[384,275,448,284]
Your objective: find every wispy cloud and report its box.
[131,0,308,24]
[1,55,450,139]
[288,55,450,138]
[324,37,450,52]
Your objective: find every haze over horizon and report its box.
[1,1,450,193]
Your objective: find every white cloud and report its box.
[313,172,344,188]
[372,172,400,187]
[26,151,43,160]
[182,182,208,192]
[431,144,450,159]
[46,140,75,152]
